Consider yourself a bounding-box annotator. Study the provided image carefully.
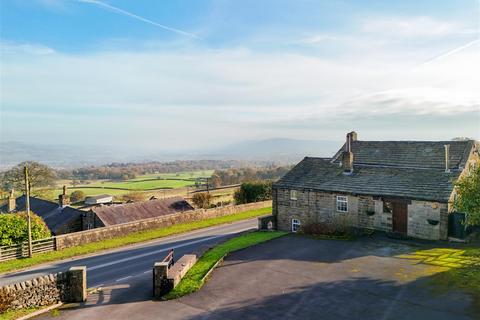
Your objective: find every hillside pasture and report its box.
[83,179,195,190]
[42,170,219,201]
[130,170,214,181]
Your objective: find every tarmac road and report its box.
[0,218,258,288]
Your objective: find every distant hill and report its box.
[0,142,140,169]
[206,138,341,162]
[0,138,341,169]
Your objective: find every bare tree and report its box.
[1,161,56,193]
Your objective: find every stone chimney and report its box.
[59,185,70,207]
[7,189,16,212]
[349,131,357,142]
[341,132,355,174]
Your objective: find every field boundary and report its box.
[0,201,271,273]
[56,201,271,250]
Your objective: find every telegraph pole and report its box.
[24,166,33,258]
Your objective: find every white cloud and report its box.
[361,16,475,38]
[1,34,479,147]
[1,41,56,56]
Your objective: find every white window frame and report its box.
[290,190,298,201]
[336,196,348,213]
[291,219,301,232]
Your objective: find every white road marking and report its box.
[88,227,253,271]
[115,276,132,282]
[143,270,150,274]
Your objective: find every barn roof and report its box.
[92,196,194,226]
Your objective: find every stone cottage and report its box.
[272,132,479,240]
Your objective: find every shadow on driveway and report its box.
[36,234,477,320]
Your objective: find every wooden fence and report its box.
[0,237,56,262]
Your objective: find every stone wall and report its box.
[275,189,358,231]
[0,273,66,312]
[153,254,197,297]
[0,266,86,312]
[56,201,271,250]
[407,200,448,240]
[274,188,448,240]
[373,200,393,232]
[56,216,83,235]
[82,210,106,230]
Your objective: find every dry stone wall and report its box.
[0,273,66,312]
[0,267,87,312]
[56,201,272,250]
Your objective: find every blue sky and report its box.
[1,0,479,151]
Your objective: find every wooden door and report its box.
[392,203,408,234]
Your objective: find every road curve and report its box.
[0,218,258,288]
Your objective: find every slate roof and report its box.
[275,139,477,202]
[0,196,84,234]
[332,140,474,170]
[92,196,194,226]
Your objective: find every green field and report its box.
[82,179,195,190]
[47,170,215,199]
[130,170,214,181]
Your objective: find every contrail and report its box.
[78,0,199,39]
[420,38,479,66]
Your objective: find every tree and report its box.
[234,181,272,204]
[192,192,212,209]
[70,190,86,203]
[210,174,222,188]
[0,211,51,246]
[454,165,480,226]
[1,161,56,193]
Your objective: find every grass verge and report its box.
[0,306,41,320]
[0,207,272,274]
[164,231,287,299]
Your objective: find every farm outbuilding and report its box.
[85,194,113,205]
[82,196,194,229]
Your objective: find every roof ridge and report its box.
[353,140,473,143]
